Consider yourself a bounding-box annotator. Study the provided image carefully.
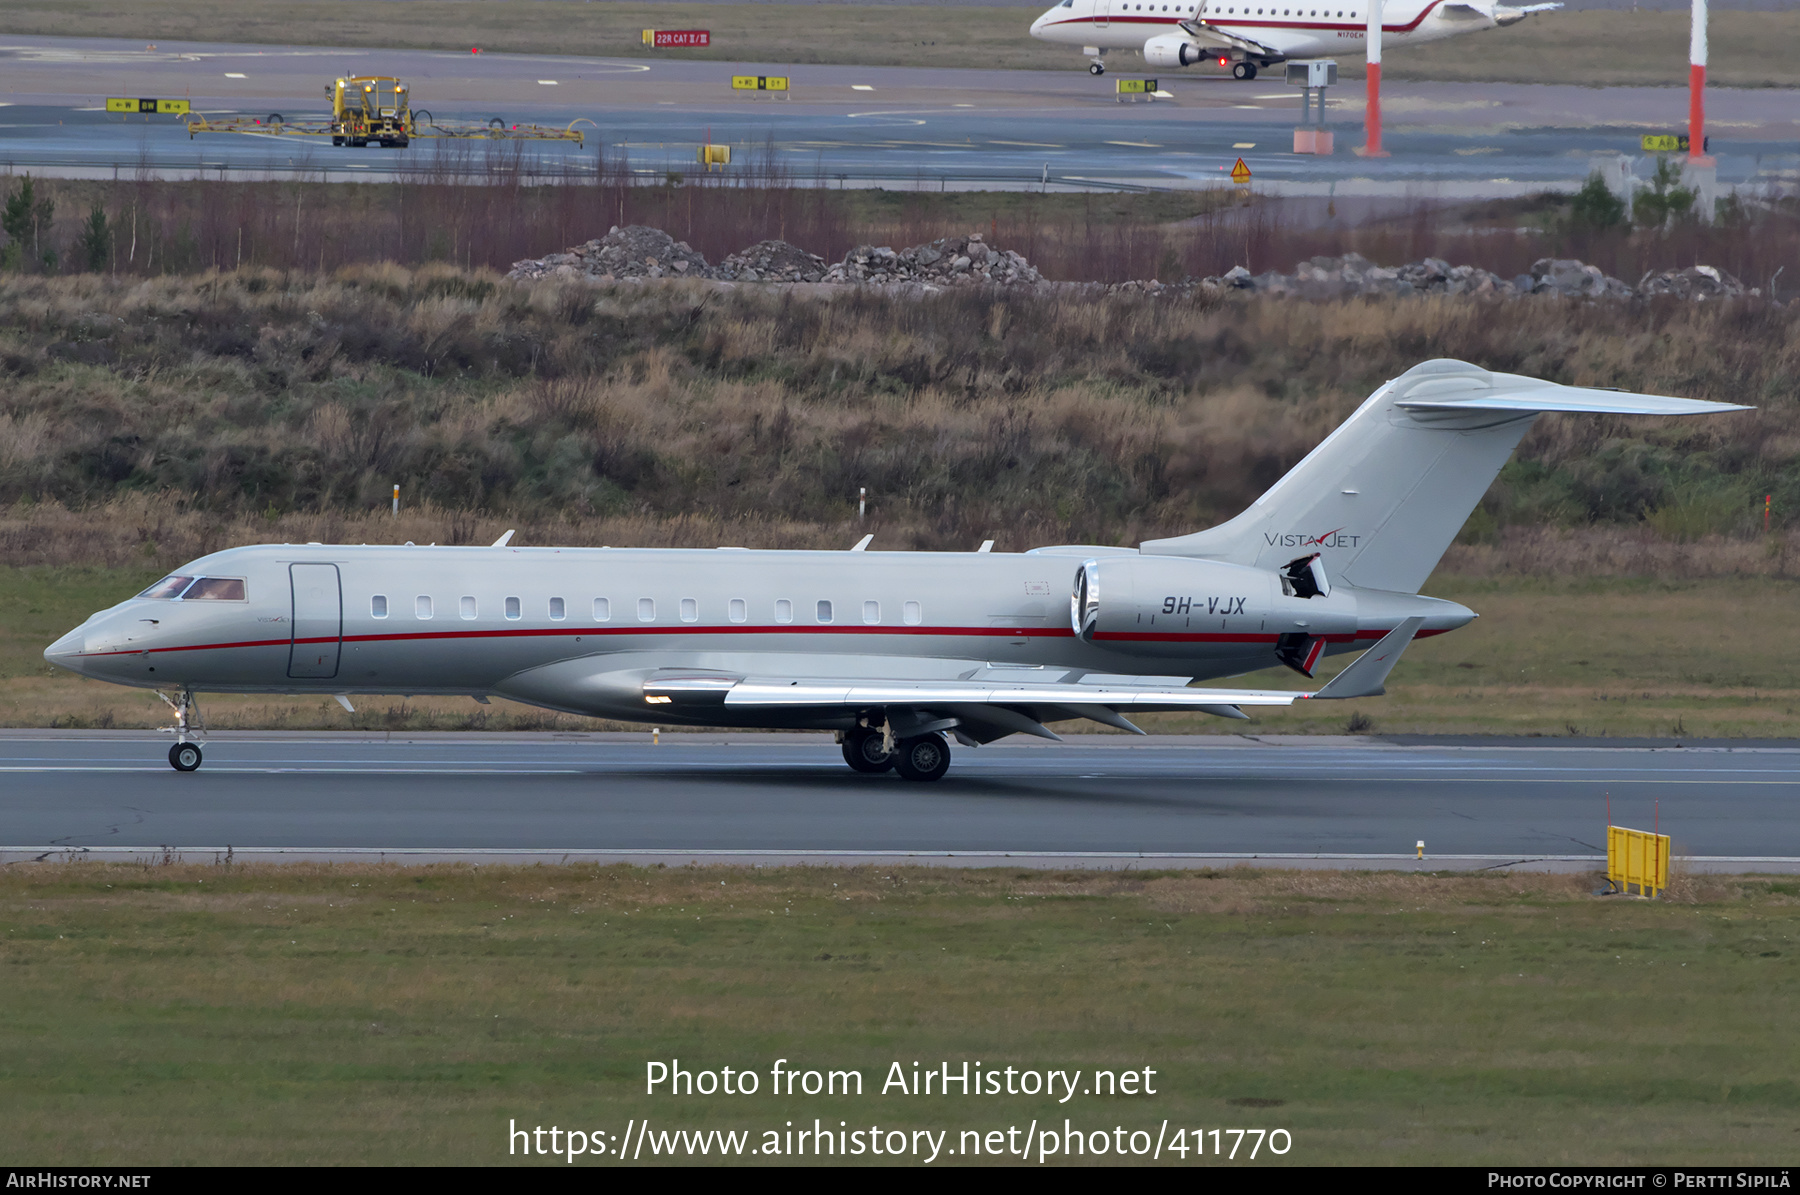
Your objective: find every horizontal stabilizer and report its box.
[1396,389,1751,417]
[1305,617,1424,700]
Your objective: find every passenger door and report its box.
[289,563,342,679]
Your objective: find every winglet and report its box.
[850,534,874,552]
[491,530,515,548]
[1305,616,1426,700]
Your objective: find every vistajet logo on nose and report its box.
[1264,528,1362,550]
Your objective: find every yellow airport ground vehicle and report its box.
[185,75,586,147]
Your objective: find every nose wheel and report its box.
[1088,60,1106,76]
[156,688,206,771]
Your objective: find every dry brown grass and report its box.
[1,270,1795,564]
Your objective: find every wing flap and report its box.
[1177,18,1279,55]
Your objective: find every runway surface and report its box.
[2,36,1795,192]
[2,732,1796,870]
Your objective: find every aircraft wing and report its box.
[1176,19,1280,57]
[644,618,1425,742]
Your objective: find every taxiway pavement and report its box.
[2,35,1795,193]
[1,732,1794,870]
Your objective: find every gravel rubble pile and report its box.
[820,233,1043,287]
[507,228,1758,303]
[712,239,829,283]
[507,225,710,282]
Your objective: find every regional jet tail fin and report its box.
[1139,359,1749,596]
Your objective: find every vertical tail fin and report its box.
[1140,359,1749,594]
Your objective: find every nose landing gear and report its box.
[156,688,206,771]
[1088,60,1107,75]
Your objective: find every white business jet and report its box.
[47,360,1742,780]
[1030,0,1560,79]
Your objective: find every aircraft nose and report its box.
[44,627,88,675]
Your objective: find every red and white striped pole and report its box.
[1688,0,1709,160]
[1361,0,1387,157]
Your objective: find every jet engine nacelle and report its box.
[1072,554,1358,657]
[1142,34,1207,68]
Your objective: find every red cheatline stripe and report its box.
[78,622,1442,658]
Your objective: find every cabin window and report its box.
[863,600,880,624]
[638,598,655,622]
[904,600,922,625]
[549,597,565,621]
[504,596,521,620]
[181,577,247,601]
[460,596,478,620]
[680,598,698,622]
[137,575,195,600]
[416,595,433,619]
[775,599,793,623]
[729,598,747,623]
[816,600,833,623]
[593,597,611,622]
[371,595,388,619]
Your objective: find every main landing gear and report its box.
[840,727,952,782]
[157,688,205,772]
[1232,61,1258,80]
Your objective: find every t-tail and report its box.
[1140,359,1750,594]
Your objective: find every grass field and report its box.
[0,2,1796,86]
[2,862,1795,1165]
[7,567,1797,737]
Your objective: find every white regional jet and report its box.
[1030,0,1560,79]
[46,360,1743,780]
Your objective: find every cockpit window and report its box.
[181,577,248,601]
[1061,0,1073,7]
[138,575,195,599]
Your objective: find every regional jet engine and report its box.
[1142,34,1207,68]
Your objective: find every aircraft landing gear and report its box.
[1088,60,1106,76]
[892,733,951,782]
[156,687,205,772]
[1232,61,1258,80]
[842,727,895,773]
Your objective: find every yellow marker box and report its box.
[642,29,655,44]
[1115,78,1158,94]
[1641,134,1687,152]
[731,76,789,91]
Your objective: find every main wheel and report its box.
[169,742,203,772]
[842,728,895,774]
[892,733,951,782]
[1088,61,1105,76]
[1232,61,1257,80]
